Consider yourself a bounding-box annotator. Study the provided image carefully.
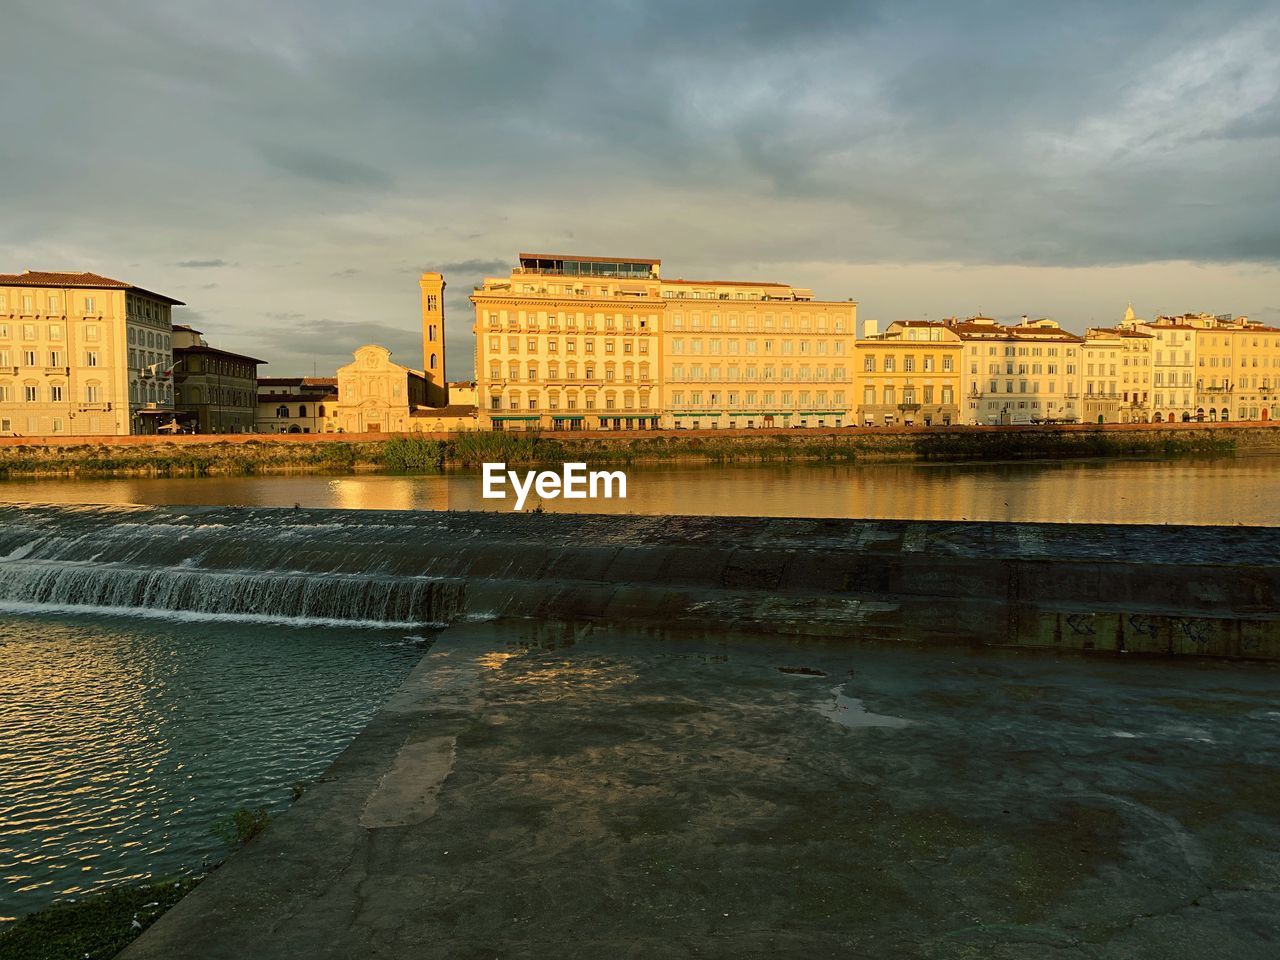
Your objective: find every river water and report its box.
[2,455,1279,525]
[3,455,1277,925]
[0,614,422,924]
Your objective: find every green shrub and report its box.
[381,436,445,472]
[213,806,271,848]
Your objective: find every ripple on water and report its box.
[0,612,421,925]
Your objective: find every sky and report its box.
[3,0,1279,380]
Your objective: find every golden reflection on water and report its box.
[0,616,421,924]
[1,457,1277,525]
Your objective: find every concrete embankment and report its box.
[5,504,1278,659]
[0,420,1274,478]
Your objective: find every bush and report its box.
[381,436,445,472]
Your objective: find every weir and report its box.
[2,503,1278,658]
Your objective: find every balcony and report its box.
[79,402,113,412]
[44,366,70,376]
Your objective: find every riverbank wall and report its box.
[4,504,1278,660]
[0,420,1274,478]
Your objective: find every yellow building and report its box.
[953,316,1082,424]
[419,272,448,406]
[1219,319,1280,421]
[1130,316,1199,423]
[0,270,184,436]
[1082,320,1153,423]
[854,320,962,426]
[331,273,459,432]
[470,253,857,430]
[1155,313,1280,422]
[333,344,428,433]
[256,377,339,433]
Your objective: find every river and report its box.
[1,455,1278,525]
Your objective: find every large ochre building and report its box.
[471,254,858,430]
[0,270,183,436]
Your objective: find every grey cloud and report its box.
[4,0,1280,381]
[176,258,228,268]
[436,259,508,276]
[257,143,392,189]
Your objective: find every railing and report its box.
[43,366,70,376]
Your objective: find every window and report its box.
[86,351,98,366]
[50,385,63,402]
[84,297,96,313]
[24,384,37,402]
[85,384,100,402]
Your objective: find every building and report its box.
[1125,312,1280,422]
[256,377,338,433]
[419,272,449,406]
[0,270,183,436]
[1082,317,1153,423]
[954,316,1082,425]
[171,324,265,433]
[330,273,457,432]
[854,320,962,426]
[470,253,857,431]
[1130,316,1199,423]
[333,344,428,433]
[446,380,477,407]
[409,403,481,432]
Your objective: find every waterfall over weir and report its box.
[3,502,1280,657]
[0,562,463,628]
[0,505,470,628]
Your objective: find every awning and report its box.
[490,415,542,421]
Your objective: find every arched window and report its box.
[430,355,438,369]
[298,404,307,417]
[318,404,325,417]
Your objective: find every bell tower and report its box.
[420,271,448,406]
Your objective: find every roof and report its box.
[662,278,790,288]
[0,270,185,305]
[1087,327,1153,339]
[519,253,661,265]
[257,390,337,403]
[174,343,267,365]
[258,376,337,389]
[410,404,478,419]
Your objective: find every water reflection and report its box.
[0,614,420,923]
[1,456,1277,525]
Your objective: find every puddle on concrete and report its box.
[818,684,912,730]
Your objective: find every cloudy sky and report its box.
[4,0,1279,379]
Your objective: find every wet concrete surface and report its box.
[121,624,1280,959]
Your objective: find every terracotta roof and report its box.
[1087,327,1153,339]
[258,376,336,389]
[0,270,185,305]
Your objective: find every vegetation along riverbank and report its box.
[0,422,1272,480]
